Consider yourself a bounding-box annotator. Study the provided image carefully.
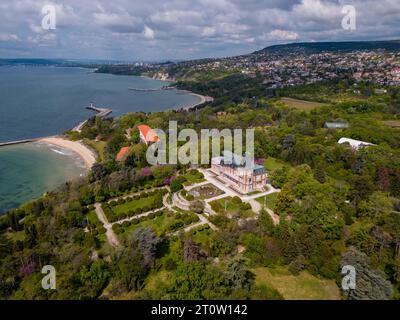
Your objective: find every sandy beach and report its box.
[38,136,96,169]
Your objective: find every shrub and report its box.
[232,196,242,204]
[164,258,177,271]
[112,224,123,234]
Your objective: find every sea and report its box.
[0,65,201,214]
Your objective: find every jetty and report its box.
[86,103,112,117]
[0,139,38,147]
[72,103,113,133]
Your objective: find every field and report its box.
[382,120,400,128]
[111,195,159,216]
[281,97,326,111]
[264,157,286,171]
[252,267,341,300]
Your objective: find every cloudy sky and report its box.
[0,0,399,61]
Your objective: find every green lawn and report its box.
[86,210,103,229]
[191,225,214,249]
[252,267,341,300]
[255,192,279,211]
[112,195,159,217]
[120,211,198,237]
[264,157,286,171]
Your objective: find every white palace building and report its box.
[211,151,268,194]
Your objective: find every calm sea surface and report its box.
[0,66,200,213]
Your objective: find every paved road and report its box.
[184,180,210,191]
[94,203,120,248]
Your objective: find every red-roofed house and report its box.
[115,146,131,162]
[138,124,159,145]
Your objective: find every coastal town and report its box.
[104,42,400,89]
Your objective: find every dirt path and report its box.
[94,203,120,248]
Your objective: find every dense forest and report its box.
[1,75,400,300]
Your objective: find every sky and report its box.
[0,0,399,61]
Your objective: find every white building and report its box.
[210,151,268,194]
[338,137,376,150]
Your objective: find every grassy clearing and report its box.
[120,211,198,237]
[252,267,341,300]
[191,225,214,249]
[84,139,106,162]
[86,210,103,229]
[281,97,326,111]
[264,157,286,171]
[112,195,159,216]
[255,192,279,211]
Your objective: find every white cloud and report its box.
[0,34,20,42]
[263,29,299,41]
[0,0,398,60]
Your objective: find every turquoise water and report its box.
[0,142,86,213]
[0,66,200,214]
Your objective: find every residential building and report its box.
[210,151,268,194]
[115,147,131,162]
[138,124,159,145]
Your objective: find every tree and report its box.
[225,256,252,291]
[357,192,393,219]
[183,237,206,262]
[376,167,390,192]
[0,233,11,260]
[313,165,326,183]
[132,227,159,267]
[170,179,184,193]
[91,163,108,181]
[341,247,392,300]
[115,249,147,291]
[283,134,296,150]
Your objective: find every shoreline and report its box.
[139,74,214,110]
[37,136,96,170]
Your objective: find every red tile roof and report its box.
[138,124,159,143]
[115,147,130,162]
